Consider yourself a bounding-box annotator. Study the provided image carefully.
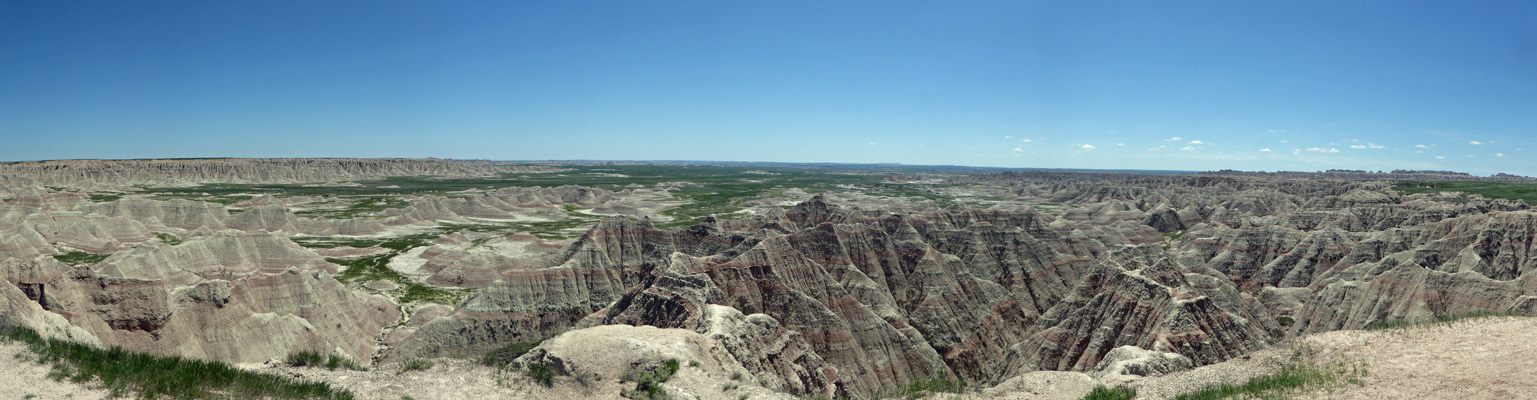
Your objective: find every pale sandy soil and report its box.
[0,342,113,400]
[1293,316,1537,400]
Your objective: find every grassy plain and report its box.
[1392,181,1537,204]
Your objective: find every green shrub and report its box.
[620,359,682,400]
[526,363,555,387]
[401,358,434,372]
[286,351,325,367]
[1082,385,1136,400]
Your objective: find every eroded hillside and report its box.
[3,159,1534,398]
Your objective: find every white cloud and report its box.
[1349,145,1367,149]
[1259,148,1272,152]
[1181,146,1196,151]
[1080,144,1096,150]
[1267,129,1286,133]
[1497,153,1509,157]
[1004,136,1013,139]
[1279,140,1289,143]
[1350,139,1360,142]
[1308,148,1340,153]
[869,142,877,146]
[1165,137,1182,142]
[1012,147,1023,152]
[1116,143,1125,146]
[1368,143,1384,149]
[1470,141,1484,145]
[1414,150,1424,154]
[1021,138,1032,143]
[1435,156,1445,159]
[1467,155,1476,158]
[1415,144,1431,149]
[1188,140,1204,145]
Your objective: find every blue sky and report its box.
[3,1,1535,175]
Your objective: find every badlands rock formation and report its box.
[3,159,1536,399]
[0,158,557,189]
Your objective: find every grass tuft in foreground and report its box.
[1363,311,1521,330]
[620,358,681,400]
[401,358,434,372]
[1082,385,1137,400]
[2,322,354,399]
[1175,344,1366,400]
[897,374,966,399]
[287,350,368,372]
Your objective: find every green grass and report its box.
[317,229,473,306]
[894,374,966,399]
[1392,181,1537,205]
[52,250,110,266]
[153,232,183,246]
[293,197,410,219]
[1174,344,1365,400]
[1082,385,1137,400]
[401,358,434,372]
[286,350,367,371]
[526,363,555,387]
[620,359,681,400]
[1363,311,1521,330]
[328,252,468,306]
[1,323,353,399]
[89,193,124,202]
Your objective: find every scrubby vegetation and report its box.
[51,250,109,266]
[153,232,182,245]
[894,374,966,399]
[1363,311,1522,330]
[1082,385,1137,400]
[286,350,367,371]
[1392,181,1537,205]
[620,359,681,400]
[2,322,354,399]
[401,358,434,372]
[1174,344,1365,400]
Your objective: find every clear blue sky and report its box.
[3,1,1535,175]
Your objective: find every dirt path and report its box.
[1295,316,1537,400]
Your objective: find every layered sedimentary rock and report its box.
[1,231,398,363]
[7,161,1537,398]
[0,158,557,189]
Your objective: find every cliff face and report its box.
[407,196,1275,396]
[399,177,1537,397]
[1,231,398,363]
